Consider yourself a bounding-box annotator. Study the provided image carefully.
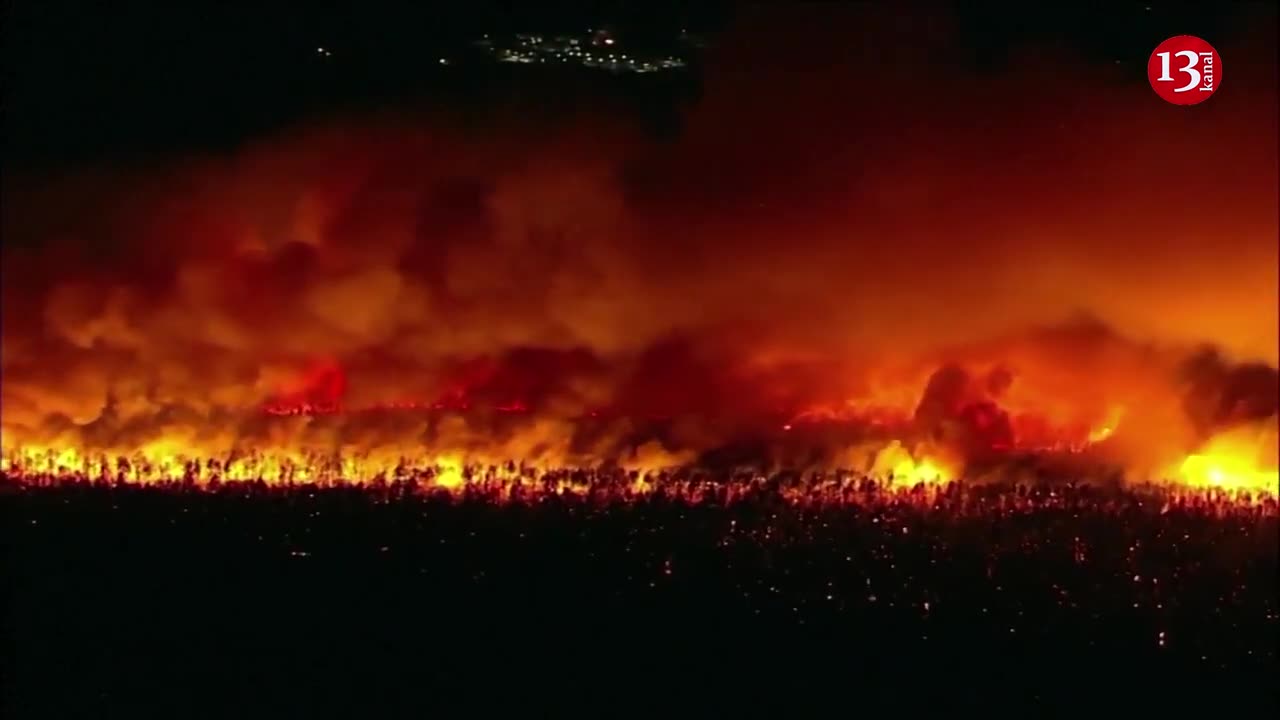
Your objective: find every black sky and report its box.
[3,1,1267,169]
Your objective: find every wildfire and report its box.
[7,437,1274,504]
[5,449,1277,516]
[2,348,1272,499]
[433,455,465,489]
[1,2,1275,523]
[1086,406,1124,444]
[870,441,953,486]
[1178,455,1278,493]
[1171,423,1279,493]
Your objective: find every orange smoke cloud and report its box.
[1,5,1276,486]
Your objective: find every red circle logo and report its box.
[1148,36,1221,105]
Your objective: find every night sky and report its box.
[4,1,1268,168]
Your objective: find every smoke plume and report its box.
[3,5,1276,483]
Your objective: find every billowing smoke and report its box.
[2,5,1276,483]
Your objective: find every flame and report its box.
[1087,426,1114,443]
[434,455,465,489]
[5,438,1278,506]
[1177,455,1278,492]
[894,457,947,484]
[1171,423,1279,493]
[3,3,1277,512]
[1086,406,1124,443]
[871,441,953,486]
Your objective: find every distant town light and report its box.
[476,30,689,75]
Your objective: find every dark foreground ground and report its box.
[3,480,1277,717]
